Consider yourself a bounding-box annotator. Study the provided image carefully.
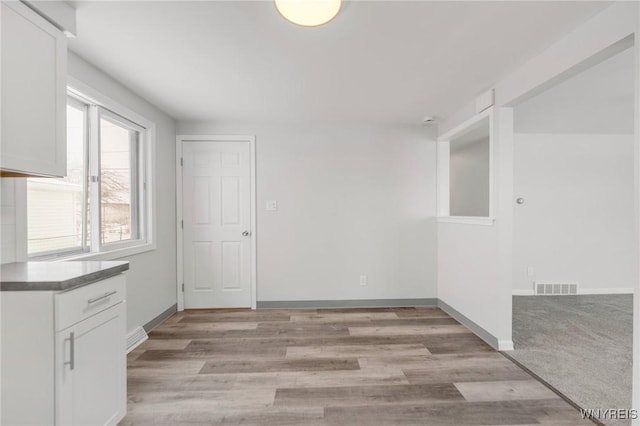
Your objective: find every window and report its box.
[98,110,142,245]
[436,109,494,224]
[449,118,491,217]
[27,90,152,258]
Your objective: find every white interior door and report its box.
[182,140,252,308]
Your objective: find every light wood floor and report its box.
[122,307,594,425]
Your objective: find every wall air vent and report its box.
[534,282,579,296]
[126,326,148,353]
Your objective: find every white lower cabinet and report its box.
[1,274,127,425]
[56,302,127,426]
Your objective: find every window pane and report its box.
[100,116,139,244]
[449,118,491,217]
[27,103,87,255]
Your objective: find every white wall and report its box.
[511,45,635,294]
[0,53,178,332]
[436,1,639,416]
[68,52,177,332]
[450,137,490,217]
[177,121,438,302]
[437,108,514,350]
[513,133,635,293]
[514,48,634,135]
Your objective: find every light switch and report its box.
[266,200,278,211]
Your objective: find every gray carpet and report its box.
[511,295,633,426]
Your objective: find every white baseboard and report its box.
[498,339,514,351]
[513,287,633,296]
[126,326,148,353]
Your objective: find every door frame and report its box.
[175,135,257,310]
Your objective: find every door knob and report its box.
[242,230,250,237]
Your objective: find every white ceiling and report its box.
[514,47,634,134]
[69,1,612,124]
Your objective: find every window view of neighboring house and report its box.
[27,101,87,255]
[27,92,147,258]
[100,115,140,245]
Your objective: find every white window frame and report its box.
[26,95,91,259]
[92,106,146,252]
[436,107,495,226]
[26,77,157,261]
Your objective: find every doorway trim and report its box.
[175,135,257,311]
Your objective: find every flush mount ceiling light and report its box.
[274,0,342,27]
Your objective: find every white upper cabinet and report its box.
[1,1,67,177]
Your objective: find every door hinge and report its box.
[181,220,184,229]
[182,283,185,292]
[180,157,183,166]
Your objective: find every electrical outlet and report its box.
[265,200,277,211]
[359,275,367,286]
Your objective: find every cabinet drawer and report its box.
[55,275,125,331]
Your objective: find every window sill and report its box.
[50,243,156,262]
[437,216,495,226]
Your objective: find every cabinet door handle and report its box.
[87,290,117,305]
[65,332,75,371]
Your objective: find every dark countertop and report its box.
[0,261,129,291]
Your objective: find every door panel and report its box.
[183,141,252,308]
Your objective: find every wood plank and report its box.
[275,383,463,407]
[200,358,361,374]
[359,352,512,370]
[316,307,434,314]
[323,400,565,425]
[454,380,558,402]
[177,311,291,323]
[286,344,431,359]
[125,390,277,413]
[181,334,497,355]
[289,312,399,322]
[288,316,460,328]
[256,322,350,334]
[127,348,146,361]
[185,368,409,389]
[183,334,471,349]
[368,317,460,327]
[136,347,287,361]
[348,324,472,336]
[404,365,532,384]
[424,334,495,354]
[163,322,260,330]
[394,307,452,318]
[138,339,191,350]
[315,307,411,313]
[128,375,236,393]
[120,407,325,426]
[121,307,585,425]
[149,325,349,340]
[127,360,206,377]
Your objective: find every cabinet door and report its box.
[1,1,67,177]
[56,302,127,426]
